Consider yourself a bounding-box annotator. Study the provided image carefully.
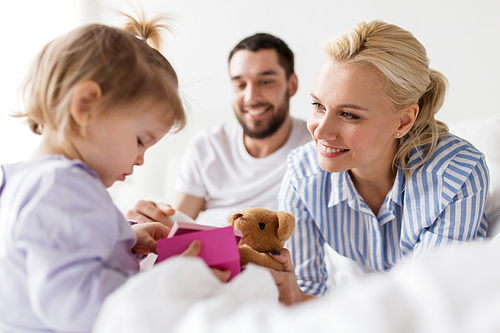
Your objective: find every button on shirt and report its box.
[279,135,489,296]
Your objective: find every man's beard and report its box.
[236,90,290,140]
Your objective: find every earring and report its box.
[396,132,401,137]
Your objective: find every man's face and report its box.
[229,49,294,139]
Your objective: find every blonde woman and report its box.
[272,20,489,304]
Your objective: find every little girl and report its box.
[0,14,186,332]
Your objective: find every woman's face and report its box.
[307,60,402,176]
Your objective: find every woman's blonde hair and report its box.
[19,13,186,137]
[323,20,449,176]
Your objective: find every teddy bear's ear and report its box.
[227,212,243,226]
[276,211,296,242]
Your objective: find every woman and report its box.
[271,20,489,303]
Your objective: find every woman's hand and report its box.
[126,200,176,227]
[131,222,170,255]
[269,248,317,305]
[181,240,231,283]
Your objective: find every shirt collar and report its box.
[327,171,372,214]
[327,167,405,214]
[376,167,405,225]
[387,166,405,208]
[327,171,350,208]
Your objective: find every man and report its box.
[126,33,311,226]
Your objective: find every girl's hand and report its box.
[181,240,231,283]
[131,222,170,255]
[269,248,317,305]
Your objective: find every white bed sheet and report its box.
[93,257,279,332]
[93,241,500,333]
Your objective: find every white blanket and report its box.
[94,241,500,333]
[93,257,279,332]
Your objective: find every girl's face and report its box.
[307,60,402,177]
[79,99,172,188]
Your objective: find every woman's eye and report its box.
[311,102,323,109]
[340,111,358,120]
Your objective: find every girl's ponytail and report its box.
[122,13,171,52]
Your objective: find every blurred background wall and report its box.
[1,0,499,212]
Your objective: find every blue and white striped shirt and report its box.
[278,134,489,296]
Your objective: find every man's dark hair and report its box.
[228,33,294,79]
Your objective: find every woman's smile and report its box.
[318,142,349,156]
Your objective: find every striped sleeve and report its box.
[407,138,489,256]
[279,149,328,296]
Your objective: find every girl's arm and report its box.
[17,173,138,332]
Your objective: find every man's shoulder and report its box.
[291,117,309,136]
[183,122,239,157]
[191,121,240,145]
[291,117,307,125]
[288,117,312,148]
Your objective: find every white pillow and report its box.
[448,115,500,165]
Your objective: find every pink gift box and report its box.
[156,222,242,281]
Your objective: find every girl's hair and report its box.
[323,20,449,176]
[19,13,186,137]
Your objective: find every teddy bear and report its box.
[227,207,295,271]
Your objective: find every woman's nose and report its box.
[314,112,338,141]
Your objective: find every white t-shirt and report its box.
[175,118,311,226]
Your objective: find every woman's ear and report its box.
[70,81,102,126]
[396,103,419,138]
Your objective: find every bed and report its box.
[93,115,500,333]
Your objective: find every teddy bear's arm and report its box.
[239,244,284,271]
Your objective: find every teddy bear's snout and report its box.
[259,222,265,230]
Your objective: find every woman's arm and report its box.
[278,161,329,297]
[412,153,489,255]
